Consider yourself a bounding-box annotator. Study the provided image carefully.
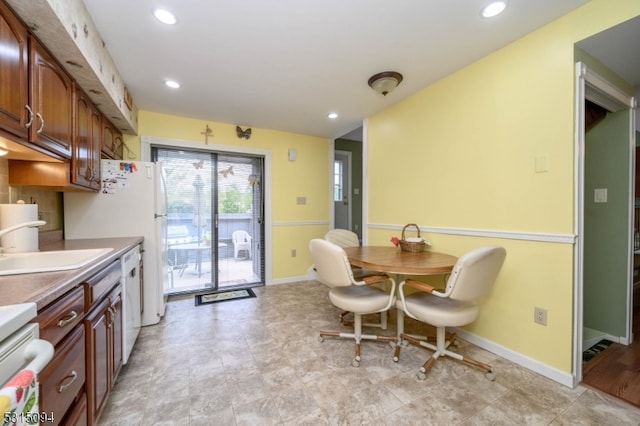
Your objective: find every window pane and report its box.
[334,160,343,201]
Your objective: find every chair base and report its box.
[319,314,397,367]
[393,328,495,381]
[339,311,388,330]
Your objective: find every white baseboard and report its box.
[454,328,575,388]
[267,275,311,286]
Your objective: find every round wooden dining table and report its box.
[343,246,457,276]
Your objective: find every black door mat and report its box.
[195,288,256,305]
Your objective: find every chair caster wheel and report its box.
[393,356,399,363]
[352,359,360,367]
[417,371,426,381]
[485,371,496,381]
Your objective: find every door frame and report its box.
[141,135,273,285]
[573,62,636,385]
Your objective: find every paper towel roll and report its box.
[0,203,39,253]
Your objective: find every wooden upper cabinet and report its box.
[73,88,101,190]
[0,0,29,140]
[101,119,123,160]
[29,36,73,159]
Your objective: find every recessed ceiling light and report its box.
[0,148,7,156]
[481,1,507,18]
[154,8,177,25]
[165,80,180,89]
[328,113,338,119]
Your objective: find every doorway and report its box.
[575,62,636,388]
[153,147,265,294]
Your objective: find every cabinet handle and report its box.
[24,105,34,128]
[85,166,93,181]
[107,306,116,327]
[57,310,78,328]
[57,371,78,393]
[36,113,45,134]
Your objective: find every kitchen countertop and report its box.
[0,237,143,309]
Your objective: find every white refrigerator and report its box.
[64,160,169,327]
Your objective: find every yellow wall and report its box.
[366,0,640,373]
[124,110,330,279]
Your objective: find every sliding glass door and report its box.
[153,147,264,294]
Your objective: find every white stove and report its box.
[0,302,37,342]
[0,302,53,387]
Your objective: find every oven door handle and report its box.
[24,339,54,374]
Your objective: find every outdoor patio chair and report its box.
[232,230,252,260]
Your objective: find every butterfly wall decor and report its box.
[219,166,234,178]
[236,126,252,140]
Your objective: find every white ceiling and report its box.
[82,0,591,140]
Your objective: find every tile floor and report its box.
[99,280,640,425]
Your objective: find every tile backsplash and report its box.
[0,159,63,232]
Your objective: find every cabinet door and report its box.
[73,89,101,190]
[85,298,110,424]
[29,36,73,159]
[0,1,29,139]
[101,119,121,159]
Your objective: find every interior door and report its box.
[334,150,352,231]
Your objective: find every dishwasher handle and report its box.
[24,339,54,374]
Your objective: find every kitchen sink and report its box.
[0,248,114,276]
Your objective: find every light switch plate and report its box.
[534,155,549,173]
[594,188,608,203]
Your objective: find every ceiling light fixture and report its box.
[0,148,7,156]
[154,8,177,25]
[165,80,180,89]
[481,1,507,18]
[328,113,338,119]
[368,71,403,96]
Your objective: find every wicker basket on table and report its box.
[399,223,426,252]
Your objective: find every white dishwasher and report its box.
[122,246,141,364]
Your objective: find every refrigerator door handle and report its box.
[154,213,167,219]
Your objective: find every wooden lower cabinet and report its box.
[85,284,122,425]
[36,285,87,425]
[34,258,126,426]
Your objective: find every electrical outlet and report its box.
[534,307,547,325]
[291,249,297,258]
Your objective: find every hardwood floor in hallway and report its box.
[582,291,640,408]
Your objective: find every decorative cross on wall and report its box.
[200,125,213,144]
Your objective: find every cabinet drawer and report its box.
[36,286,85,347]
[84,260,121,306]
[63,391,88,426]
[40,325,86,426]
